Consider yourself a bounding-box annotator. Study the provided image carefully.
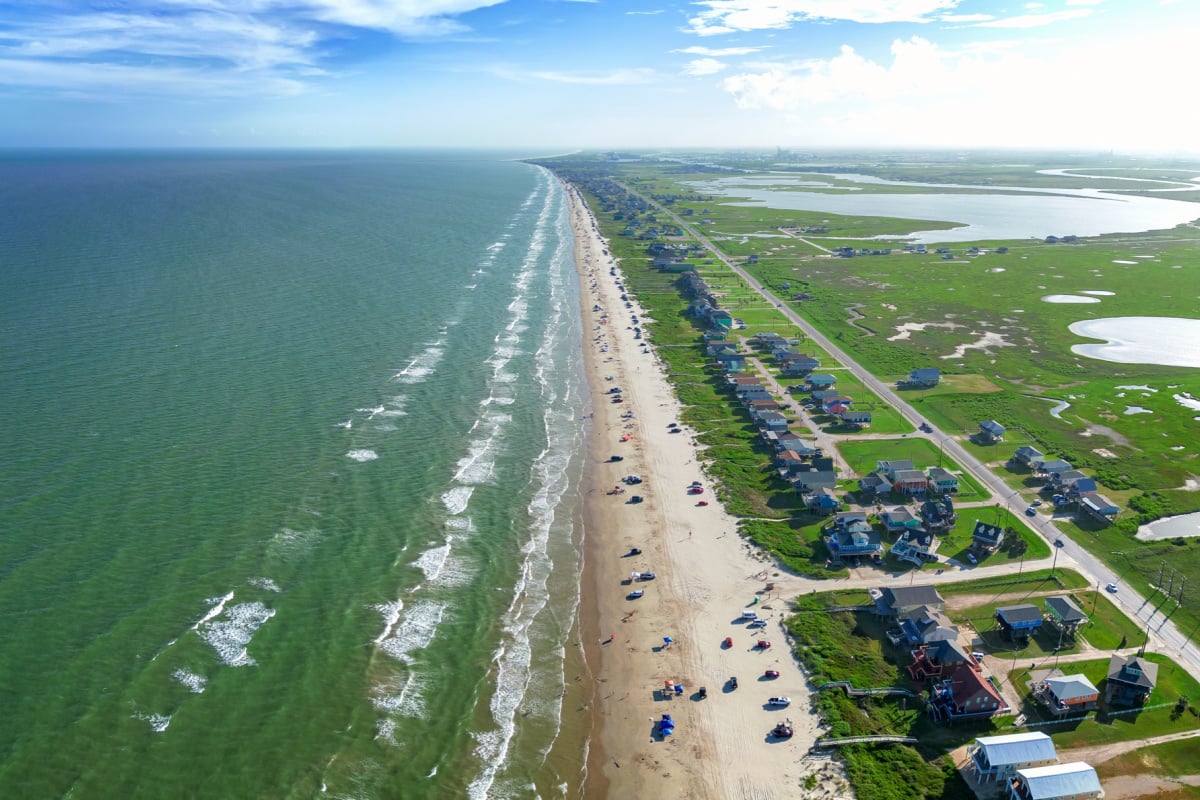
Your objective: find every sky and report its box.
[0,0,1196,151]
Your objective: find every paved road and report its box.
[620,184,1200,679]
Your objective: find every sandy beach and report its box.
[565,184,849,799]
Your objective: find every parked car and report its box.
[1031,499,1043,506]
[967,553,977,564]
[747,619,767,629]
[767,696,791,707]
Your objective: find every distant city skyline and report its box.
[1,0,1195,152]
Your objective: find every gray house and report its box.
[1105,654,1158,707]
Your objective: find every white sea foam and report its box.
[377,601,445,665]
[173,669,208,693]
[467,193,577,796]
[357,405,386,420]
[441,485,474,515]
[454,440,496,485]
[373,599,404,644]
[346,449,378,462]
[248,577,281,592]
[373,672,425,720]
[136,712,172,733]
[394,342,445,385]
[412,538,452,583]
[196,601,275,667]
[192,591,235,631]
[335,419,352,429]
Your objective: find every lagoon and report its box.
[1070,317,1200,368]
[686,172,1200,243]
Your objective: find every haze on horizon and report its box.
[1,0,1195,154]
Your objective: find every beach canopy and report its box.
[663,636,673,644]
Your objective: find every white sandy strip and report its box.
[566,185,840,800]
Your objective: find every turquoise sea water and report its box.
[0,152,589,799]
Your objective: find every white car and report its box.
[767,696,791,707]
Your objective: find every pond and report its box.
[1069,317,1200,368]
[1138,512,1200,541]
[685,172,1200,243]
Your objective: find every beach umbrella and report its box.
[663,636,673,645]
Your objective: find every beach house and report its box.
[1044,596,1088,636]
[1033,674,1100,717]
[967,732,1058,784]
[972,520,1006,553]
[977,420,1007,443]
[995,605,1043,642]
[1105,654,1159,707]
[928,663,1008,721]
[1008,763,1103,800]
[908,639,977,682]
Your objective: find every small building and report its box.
[881,505,920,533]
[995,605,1043,640]
[1011,446,1044,467]
[926,467,958,494]
[978,420,1007,443]
[1079,493,1120,523]
[807,486,842,514]
[891,527,941,565]
[1105,654,1159,707]
[1034,459,1073,475]
[756,410,789,432]
[807,373,837,388]
[877,459,915,480]
[872,585,945,617]
[791,470,837,493]
[972,520,1006,552]
[893,469,929,496]
[841,409,873,428]
[1044,596,1088,634]
[929,663,1008,721]
[968,732,1058,784]
[826,522,882,560]
[1036,674,1100,716]
[908,639,977,683]
[857,473,892,498]
[1008,762,1103,800]
[904,367,941,388]
[902,605,959,644]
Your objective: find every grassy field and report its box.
[835,437,987,498]
[1094,737,1200,797]
[1003,652,1200,745]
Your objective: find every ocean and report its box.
[0,151,591,799]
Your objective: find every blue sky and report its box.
[1,0,1194,151]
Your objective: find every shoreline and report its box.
[563,182,843,799]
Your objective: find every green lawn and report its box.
[1003,652,1200,746]
[836,438,989,499]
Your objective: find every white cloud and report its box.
[938,13,994,22]
[674,45,764,55]
[1065,0,1103,5]
[0,0,507,100]
[523,67,658,85]
[685,0,963,35]
[627,8,666,13]
[684,57,729,75]
[972,8,1093,27]
[714,30,1200,151]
